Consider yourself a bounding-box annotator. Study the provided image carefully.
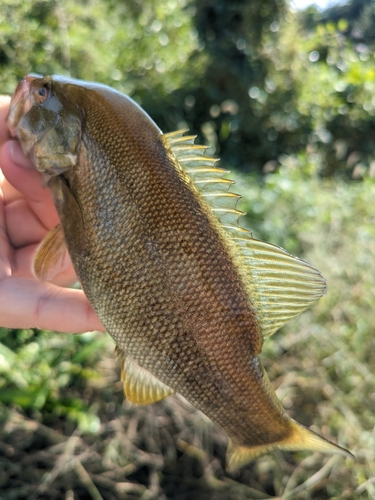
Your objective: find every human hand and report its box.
[0,95,104,333]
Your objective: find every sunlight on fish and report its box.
[8,74,353,471]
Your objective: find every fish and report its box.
[7,74,353,471]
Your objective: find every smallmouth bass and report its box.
[8,75,353,471]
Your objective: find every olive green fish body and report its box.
[8,75,352,470]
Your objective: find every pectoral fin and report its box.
[115,347,174,405]
[33,223,70,281]
[226,419,353,472]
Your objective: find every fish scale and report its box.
[8,74,353,472]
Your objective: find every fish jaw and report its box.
[7,74,82,181]
[8,74,41,152]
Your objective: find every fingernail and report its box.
[9,140,34,169]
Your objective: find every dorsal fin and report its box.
[115,347,174,405]
[163,131,241,220]
[162,130,326,338]
[232,236,326,337]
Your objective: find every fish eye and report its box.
[35,84,49,104]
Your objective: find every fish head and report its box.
[8,74,84,182]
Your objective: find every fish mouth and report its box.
[7,74,40,139]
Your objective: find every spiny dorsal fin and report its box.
[33,223,70,281]
[115,347,174,405]
[163,130,326,338]
[163,131,240,222]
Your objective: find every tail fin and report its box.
[227,419,353,472]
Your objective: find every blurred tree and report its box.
[149,0,289,172]
[295,4,375,177]
[1,0,375,176]
[322,0,375,43]
[301,0,375,44]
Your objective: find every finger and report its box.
[0,240,11,282]
[11,244,78,287]
[5,198,48,248]
[8,139,35,170]
[1,141,59,230]
[2,141,46,199]
[0,96,11,147]
[1,141,48,199]
[0,277,105,334]
[0,172,12,280]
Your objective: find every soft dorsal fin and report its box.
[163,130,326,338]
[33,223,70,281]
[233,236,326,337]
[115,347,174,405]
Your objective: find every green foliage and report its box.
[0,0,203,99]
[228,10,375,178]
[289,19,375,177]
[0,328,107,432]
[315,0,375,44]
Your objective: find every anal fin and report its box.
[115,347,174,405]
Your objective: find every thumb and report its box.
[0,277,105,334]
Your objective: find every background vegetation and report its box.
[1,0,374,498]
